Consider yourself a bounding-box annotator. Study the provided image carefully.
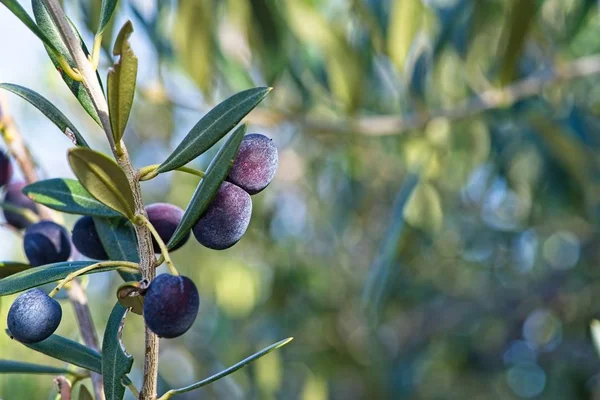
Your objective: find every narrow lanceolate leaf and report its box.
[32,0,102,125]
[157,88,270,173]
[0,262,30,279]
[160,338,293,399]
[23,178,121,217]
[0,261,117,296]
[10,332,102,373]
[0,84,88,147]
[94,217,141,282]
[68,148,136,220]
[167,124,246,249]
[0,0,61,55]
[108,21,138,143]
[98,0,119,35]
[0,360,72,375]
[102,303,133,400]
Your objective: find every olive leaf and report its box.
[0,83,88,147]
[157,88,270,173]
[97,0,119,36]
[93,217,141,282]
[0,261,120,296]
[167,124,246,249]
[32,0,102,125]
[102,303,133,400]
[23,178,121,217]
[12,332,102,373]
[0,360,72,375]
[68,148,136,220]
[108,21,138,144]
[0,262,31,279]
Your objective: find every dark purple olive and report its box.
[0,150,12,188]
[71,216,109,260]
[3,182,38,229]
[192,182,252,250]
[145,203,189,252]
[23,220,71,267]
[7,288,62,343]
[143,274,199,338]
[227,133,278,195]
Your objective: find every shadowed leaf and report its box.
[68,148,136,220]
[23,178,121,217]
[102,303,133,400]
[0,360,72,375]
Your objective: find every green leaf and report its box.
[0,83,88,147]
[108,21,138,144]
[102,303,133,400]
[32,0,102,125]
[0,262,31,279]
[403,182,443,234]
[160,338,293,399]
[12,332,102,373]
[116,281,143,315]
[93,217,141,282]
[157,88,270,173]
[0,261,124,296]
[167,124,246,249]
[98,0,119,35]
[0,360,72,375]
[68,148,136,220]
[23,178,121,217]
[0,0,61,55]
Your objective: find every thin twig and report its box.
[0,98,105,400]
[143,53,600,137]
[41,1,160,398]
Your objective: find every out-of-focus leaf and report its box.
[403,182,443,234]
[387,0,425,71]
[97,0,118,35]
[499,0,541,85]
[23,178,121,217]
[108,21,138,144]
[32,0,102,125]
[167,124,246,250]
[102,303,133,400]
[591,320,600,359]
[248,0,287,84]
[116,281,143,315]
[564,0,596,41]
[285,2,362,110]
[0,262,31,279]
[0,360,72,375]
[13,333,102,373]
[0,261,117,296]
[0,0,61,54]
[157,88,269,173]
[159,338,293,399]
[404,37,432,101]
[68,148,136,220]
[174,0,213,93]
[362,173,419,316]
[93,216,141,282]
[0,84,88,147]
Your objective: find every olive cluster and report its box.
[5,133,278,341]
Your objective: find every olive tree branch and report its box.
[40,1,160,398]
[0,98,105,400]
[143,53,600,137]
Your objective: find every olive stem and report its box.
[137,215,179,276]
[49,261,140,298]
[139,164,205,181]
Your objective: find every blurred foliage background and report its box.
[2,0,600,398]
